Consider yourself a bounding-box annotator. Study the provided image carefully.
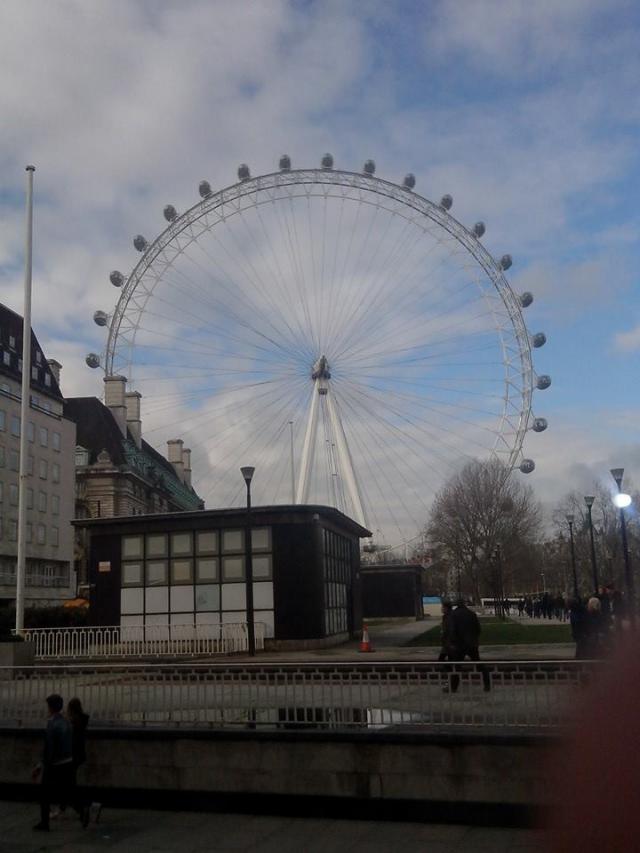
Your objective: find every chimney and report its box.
[125,391,142,449]
[167,439,184,482]
[182,448,192,487]
[47,359,62,386]
[104,375,127,437]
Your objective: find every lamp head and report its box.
[613,493,632,509]
[610,468,624,489]
[240,466,255,485]
[584,495,595,508]
[565,513,575,525]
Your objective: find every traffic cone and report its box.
[359,623,373,653]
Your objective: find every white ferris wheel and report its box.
[87,155,550,545]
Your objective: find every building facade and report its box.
[65,375,204,588]
[360,562,425,620]
[80,505,370,644]
[0,304,76,607]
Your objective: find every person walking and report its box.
[32,695,89,832]
[437,600,455,662]
[447,600,491,693]
[56,698,91,819]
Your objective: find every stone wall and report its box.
[0,728,554,815]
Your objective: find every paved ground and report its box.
[0,801,544,853]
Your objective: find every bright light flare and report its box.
[613,493,632,508]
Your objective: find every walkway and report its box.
[0,801,543,853]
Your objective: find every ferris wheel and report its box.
[87,155,550,544]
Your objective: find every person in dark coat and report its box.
[438,601,455,662]
[570,599,588,659]
[32,694,89,831]
[57,698,90,817]
[447,601,491,692]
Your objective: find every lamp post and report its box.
[610,468,634,626]
[241,466,256,656]
[583,496,599,595]
[565,514,579,600]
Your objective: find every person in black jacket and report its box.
[57,697,90,818]
[447,601,491,692]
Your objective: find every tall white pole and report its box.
[288,420,295,503]
[15,165,35,634]
[325,389,367,529]
[296,383,319,504]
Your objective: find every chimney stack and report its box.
[167,439,184,482]
[46,359,62,386]
[104,375,127,437]
[125,391,142,449]
[182,448,192,487]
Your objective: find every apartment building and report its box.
[65,375,204,588]
[0,304,76,607]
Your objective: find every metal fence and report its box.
[20,623,266,659]
[0,661,594,732]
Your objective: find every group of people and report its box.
[32,694,94,832]
[438,599,491,692]
[517,594,569,620]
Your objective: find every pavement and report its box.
[247,617,576,664]
[0,801,544,853]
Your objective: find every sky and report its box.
[1,0,640,537]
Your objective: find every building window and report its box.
[122,562,143,586]
[0,410,5,431]
[122,535,143,560]
[196,531,218,555]
[27,422,35,442]
[171,532,192,556]
[39,427,48,447]
[222,556,245,581]
[38,491,47,512]
[52,431,60,451]
[52,462,60,483]
[9,335,15,349]
[251,527,271,552]
[51,494,59,515]
[9,520,18,541]
[222,530,243,553]
[51,527,59,547]
[27,487,33,509]
[9,484,18,506]
[11,415,20,437]
[26,522,32,544]
[3,352,10,366]
[44,373,51,387]
[36,524,46,544]
[75,446,90,466]
[0,445,4,466]
[146,534,168,558]
[0,481,3,502]
[10,449,19,471]
[27,455,33,475]
[171,559,193,584]
[146,560,168,586]
[39,459,47,479]
[31,366,38,380]
[196,557,218,582]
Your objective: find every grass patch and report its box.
[405,618,573,647]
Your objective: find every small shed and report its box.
[360,562,425,620]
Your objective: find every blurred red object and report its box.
[550,636,640,852]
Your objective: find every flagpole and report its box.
[15,165,35,635]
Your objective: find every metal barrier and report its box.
[20,623,265,659]
[0,661,595,731]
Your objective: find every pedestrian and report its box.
[55,698,90,819]
[570,599,588,659]
[438,600,455,662]
[32,694,89,832]
[447,600,491,693]
[583,597,606,659]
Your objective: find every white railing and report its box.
[0,661,597,731]
[20,622,265,659]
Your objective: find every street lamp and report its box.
[610,468,634,625]
[565,513,579,600]
[583,496,599,594]
[241,466,256,656]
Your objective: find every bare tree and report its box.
[426,458,543,603]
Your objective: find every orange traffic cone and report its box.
[359,623,373,653]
